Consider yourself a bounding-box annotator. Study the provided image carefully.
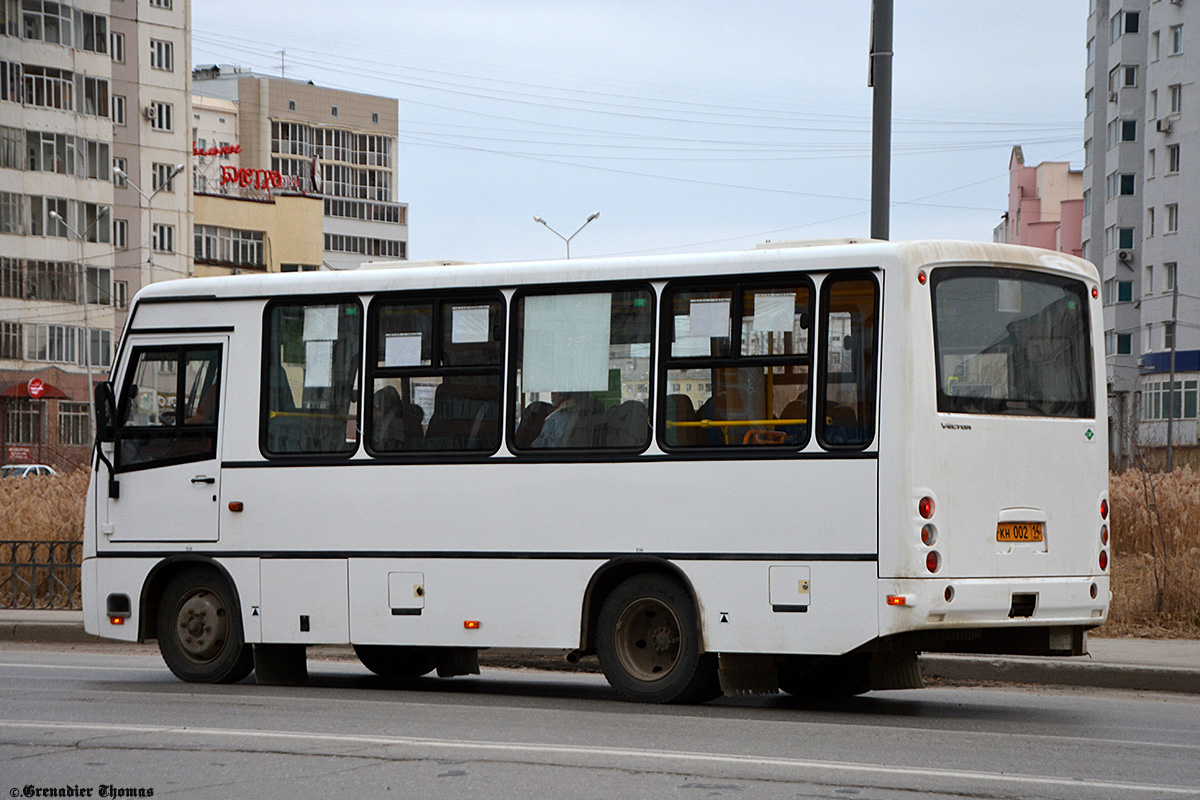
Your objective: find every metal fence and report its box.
[0,541,82,610]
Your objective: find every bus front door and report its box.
[102,337,227,543]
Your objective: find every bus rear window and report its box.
[931,268,1094,418]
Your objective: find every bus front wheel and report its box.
[596,574,720,704]
[353,645,437,679]
[157,567,254,684]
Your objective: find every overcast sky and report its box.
[191,1,1086,264]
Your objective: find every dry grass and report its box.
[0,469,89,543]
[2,467,1198,637]
[1102,467,1200,638]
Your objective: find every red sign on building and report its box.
[27,378,44,398]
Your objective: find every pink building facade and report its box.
[994,146,1084,258]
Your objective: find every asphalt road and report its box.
[1,644,1198,799]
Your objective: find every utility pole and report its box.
[1165,277,1179,471]
[869,0,893,241]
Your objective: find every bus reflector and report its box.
[917,270,927,285]
[1100,499,1108,519]
[1092,286,1099,299]
[109,616,125,625]
[1099,550,1108,571]
[921,524,936,546]
[886,594,909,606]
[1101,525,1109,545]
[229,501,244,513]
[926,551,941,573]
[919,497,935,519]
[464,620,481,629]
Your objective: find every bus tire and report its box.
[596,574,719,704]
[352,645,437,679]
[777,653,871,698]
[157,567,253,684]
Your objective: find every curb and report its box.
[920,654,1200,695]
[3,619,1197,695]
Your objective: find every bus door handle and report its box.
[190,475,216,485]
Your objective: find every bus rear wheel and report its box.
[157,567,253,684]
[353,645,437,679]
[596,574,719,704]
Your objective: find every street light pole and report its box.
[49,206,109,443]
[114,163,184,285]
[533,212,600,259]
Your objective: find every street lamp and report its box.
[533,212,600,259]
[49,206,109,442]
[113,163,185,284]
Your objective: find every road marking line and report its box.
[0,719,1194,795]
[0,661,160,672]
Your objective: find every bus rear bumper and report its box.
[878,576,1109,654]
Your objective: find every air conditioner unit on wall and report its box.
[1118,249,1134,262]
[142,106,156,121]
[1157,118,1173,133]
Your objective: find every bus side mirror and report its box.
[95,381,117,443]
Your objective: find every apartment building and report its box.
[994,145,1085,257]
[1084,0,1199,464]
[1,0,119,470]
[192,66,407,270]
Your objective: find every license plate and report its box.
[997,522,1044,542]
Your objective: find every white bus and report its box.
[82,239,1110,703]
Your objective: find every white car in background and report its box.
[0,464,58,478]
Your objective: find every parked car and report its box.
[0,464,58,478]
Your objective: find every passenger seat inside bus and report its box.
[514,401,552,448]
[603,400,649,448]
[664,394,701,447]
[422,378,500,451]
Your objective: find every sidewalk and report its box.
[2,609,1197,695]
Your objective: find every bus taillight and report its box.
[921,524,936,546]
[1099,550,1108,571]
[926,551,941,573]
[1101,524,1109,546]
[919,497,935,520]
[1100,499,1108,520]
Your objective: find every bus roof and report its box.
[135,240,1097,305]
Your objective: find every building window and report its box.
[149,39,173,71]
[111,94,125,125]
[1083,189,1091,216]
[372,112,379,123]
[1083,138,1092,165]
[112,157,126,186]
[1112,11,1139,42]
[1167,144,1180,174]
[1087,37,1095,65]
[1106,172,1136,199]
[114,280,128,310]
[0,319,21,359]
[1107,119,1137,147]
[89,328,111,368]
[149,0,172,8]
[1118,281,1133,302]
[5,399,40,445]
[1085,89,1093,116]
[1147,207,1155,237]
[151,162,177,192]
[1148,148,1156,178]
[1144,379,1199,420]
[113,218,127,249]
[58,402,89,446]
[1169,84,1183,115]
[151,223,174,252]
[148,100,172,131]
[1146,265,1154,295]
[288,99,295,110]
[1166,203,1179,233]
[331,105,338,117]
[110,31,125,63]
[1110,65,1138,91]
[85,265,111,305]
[1166,263,1177,292]
[1117,333,1132,355]
[1170,25,1183,56]
[26,324,77,364]
[194,225,265,268]
[1119,227,1134,250]
[1153,31,1161,61]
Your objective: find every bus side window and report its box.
[263,299,362,456]
[818,275,878,449]
[512,286,653,451]
[660,280,812,449]
[116,345,221,470]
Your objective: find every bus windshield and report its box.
[932,267,1093,418]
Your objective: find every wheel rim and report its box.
[614,596,682,682]
[173,588,228,664]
